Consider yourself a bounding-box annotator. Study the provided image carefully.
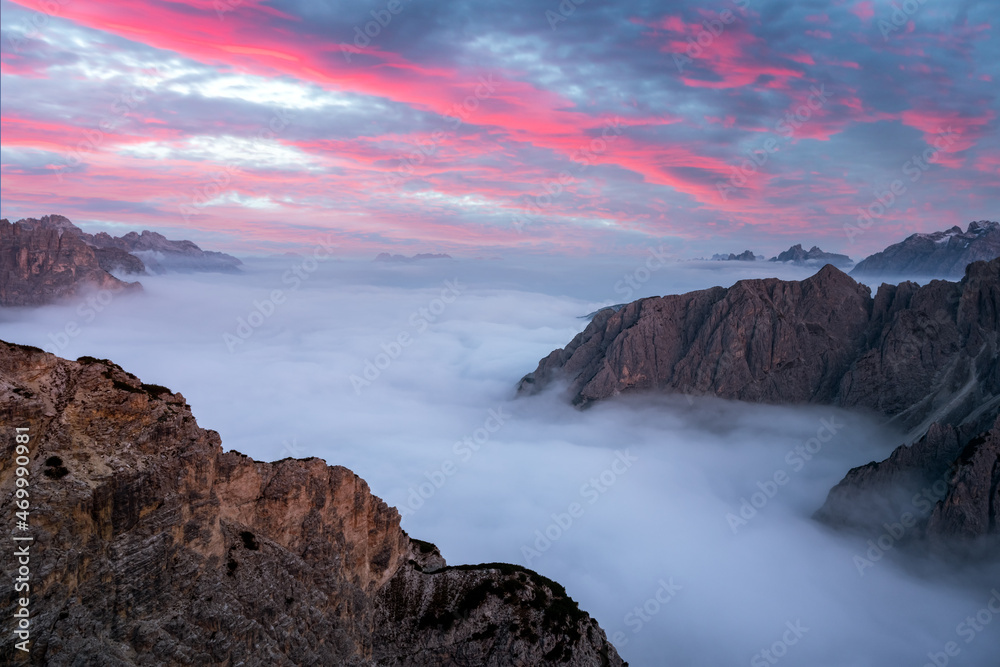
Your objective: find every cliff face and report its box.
[851,220,1000,280]
[520,266,852,407]
[519,260,1000,548]
[86,228,242,274]
[0,214,245,305]
[0,341,624,666]
[815,415,1000,555]
[92,246,147,275]
[519,261,999,431]
[0,218,141,307]
[519,265,872,406]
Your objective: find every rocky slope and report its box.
[0,341,624,666]
[1,215,244,305]
[519,260,1000,548]
[0,218,141,307]
[519,260,999,430]
[84,227,242,274]
[815,414,999,555]
[851,220,1000,280]
[9,215,242,276]
[769,244,852,268]
[92,245,147,275]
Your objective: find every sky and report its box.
[3,259,999,665]
[1,0,998,259]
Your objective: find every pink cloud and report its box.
[850,1,874,23]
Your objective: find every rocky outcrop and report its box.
[85,227,242,274]
[926,420,1000,544]
[519,260,999,432]
[8,214,242,276]
[581,304,627,321]
[769,244,853,268]
[520,264,874,407]
[0,218,141,307]
[520,260,1000,548]
[816,415,1000,555]
[93,246,146,275]
[0,341,624,666]
[851,221,999,280]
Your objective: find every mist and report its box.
[2,256,998,667]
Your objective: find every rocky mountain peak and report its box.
[770,244,853,267]
[1,215,244,306]
[852,220,1000,279]
[0,341,625,666]
[519,259,1000,553]
[0,218,142,307]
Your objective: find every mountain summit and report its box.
[0,341,625,666]
[851,220,999,279]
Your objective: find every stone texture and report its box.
[851,220,1000,279]
[926,419,1000,545]
[93,246,146,275]
[0,217,141,307]
[520,259,1000,548]
[815,416,1000,556]
[520,261,999,430]
[520,264,874,408]
[0,341,624,666]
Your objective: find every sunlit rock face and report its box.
[0,217,141,307]
[0,340,625,667]
[1,214,243,307]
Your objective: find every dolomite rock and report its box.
[815,416,1000,554]
[0,341,624,666]
[520,259,1000,548]
[519,260,1000,434]
[851,220,1000,280]
[0,218,140,307]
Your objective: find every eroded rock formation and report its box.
[0,218,141,307]
[84,227,242,274]
[815,416,1000,555]
[0,341,624,666]
[1,215,244,305]
[519,260,1000,548]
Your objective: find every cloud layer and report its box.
[3,258,999,665]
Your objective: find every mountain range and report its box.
[0,215,241,306]
[519,258,1000,553]
[769,244,853,268]
[851,220,1000,280]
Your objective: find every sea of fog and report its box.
[2,256,998,667]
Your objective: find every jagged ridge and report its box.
[851,220,999,279]
[0,341,624,666]
[519,260,999,431]
[0,218,141,307]
[519,259,1000,548]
